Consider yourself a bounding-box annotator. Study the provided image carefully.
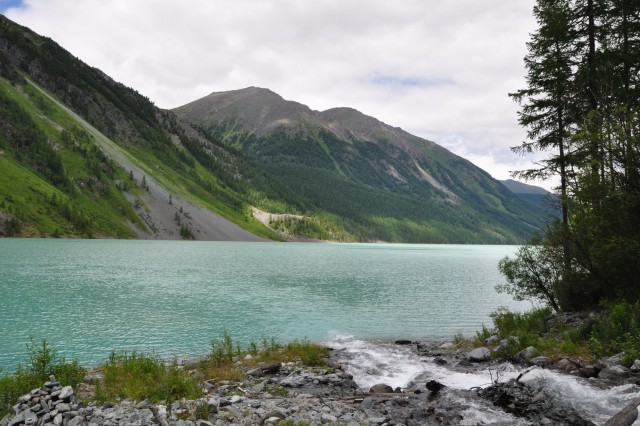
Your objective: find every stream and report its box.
[328,335,640,425]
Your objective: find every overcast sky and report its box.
[3,0,556,189]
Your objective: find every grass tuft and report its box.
[95,351,201,404]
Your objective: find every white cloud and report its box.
[6,0,555,190]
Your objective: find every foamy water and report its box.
[327,335,640,425]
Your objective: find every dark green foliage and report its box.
[180,224,193,239]
[497,237,563,311]
[588,301,640,365]
[506,0,640,310]
[2,215,22,237]
[0,88,70,190]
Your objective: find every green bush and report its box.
[491,307,552,338]
[0,339,85,417]
[589,301,640,366]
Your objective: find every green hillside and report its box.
[0,15,292,240]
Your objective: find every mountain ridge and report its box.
[175,87,547,243]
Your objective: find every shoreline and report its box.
[3,337,640,426]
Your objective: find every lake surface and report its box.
[0,239,527,371]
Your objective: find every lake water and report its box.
[0,239,527,371]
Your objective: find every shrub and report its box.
[589,301,640,366]
[0,339,85,417]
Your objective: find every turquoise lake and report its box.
[0,239,527,371]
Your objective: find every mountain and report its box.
[500,179,549,195]
[500,179,558,214]
[0,15,299,241]
[175,88,547,243]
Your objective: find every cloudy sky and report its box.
[3,0,555,189]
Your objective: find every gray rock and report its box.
[556,358,582,374]
[7,412,24,426]
[67,416,84,426]
[53,414,63,426]
[630,360,640,373]
[604,397,640,426]
[468,347,491,362]
[599,366,631,381]
[321,413,338,423]
[529,356,551,367]
[438,342,455,350]
[369,384,394,394]
[607,353,625,367]
[280,373,306,388]
[56,403,70,413]
[58,386,73,401]
[246,367,263,377]
[517,346,536,363]
[229,395,243,404]
[361,397,374,409]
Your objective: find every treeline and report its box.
[500,0,640,310]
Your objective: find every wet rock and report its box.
[468,347,491,362]
[369,384,394,394]
[530,356,551,367]
[457,358,471,367]
[579,365,600,378]
[395,340,412,345]
[425,380,445,394]
[599,366,631,381]
[556,358,582,374]
[479,380,596,425]
[604,397,640,426]
[434,357,447,365]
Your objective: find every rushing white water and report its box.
[327,335,640,425]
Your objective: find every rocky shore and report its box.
[2,340,640,426]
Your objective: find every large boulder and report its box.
[555,358,582,374]
[516,346,537,363]
[599,366,631,382]
[468,347,491,362]
[604,397,640,426]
